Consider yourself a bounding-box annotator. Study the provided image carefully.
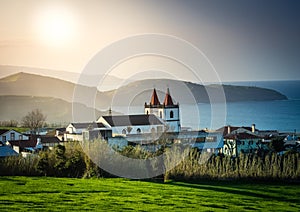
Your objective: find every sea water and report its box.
[182,100,300,132]
[114,80,300,132]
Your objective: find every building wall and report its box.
[64,133,83,142]
[66,124,75,134]
[145,106,180,133]
[0,130,29,143]
[163,107,180,132]
[223,138,263,157]
[236,138,261,154]
[145,107,160,117]
[110,124,164,137]
[83,129,112,141]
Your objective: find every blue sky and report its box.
[0,0,299,82]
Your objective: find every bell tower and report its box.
[144,88,180,132]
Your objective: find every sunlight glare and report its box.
[35,6,77,47]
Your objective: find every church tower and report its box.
[145,88,180,132]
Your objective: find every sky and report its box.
[0,0,299,82]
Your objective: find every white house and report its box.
[65,122,108,141]
[0,129,29,144]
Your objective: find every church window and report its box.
[122,129,126,134]
[170,111,174,118]
[137,128,141,134]
[146,110,149,115]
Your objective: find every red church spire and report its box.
[163,88,174,106]
[150,88,160,105]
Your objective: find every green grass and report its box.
[0,177,299,211]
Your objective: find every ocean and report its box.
[114,80,300,133]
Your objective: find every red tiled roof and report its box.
[163,88,174,106]
[150,88,160,105]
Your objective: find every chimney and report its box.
[227,125,231,134]
[252,124,256,133]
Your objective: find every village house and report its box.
[8,134,61,157]
[65,122,108,141]
[0,129,29,144]
[222,132,268,157]
[217,125,275,157]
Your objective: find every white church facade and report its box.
[144,88,181,133]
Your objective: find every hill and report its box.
[0,95,109,123]
[0,73,287,110]
[0,65,123,91]
[0,72,111,108]
[103,79,288,106]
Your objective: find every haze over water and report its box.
[114,81,300,132]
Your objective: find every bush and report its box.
[1,140,299,181]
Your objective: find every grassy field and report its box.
[0,177,299,211]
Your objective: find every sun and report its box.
[35,6,76,47]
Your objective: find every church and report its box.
[96,88,181,137]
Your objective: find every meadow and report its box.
[0,177,299,211]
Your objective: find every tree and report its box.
[269,137,285,153]
[22,109,46,134]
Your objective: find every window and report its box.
[146,110,149,115]
[122,129,126,134]
[2,136,6,142]
[137,128,141,134]
[19,135,23,140]
[159,111,162,118]
[11,132,15,141]
[170,110,174,118]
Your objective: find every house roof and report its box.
[0,146,18,157]
[9,135,60,149]
[70,122,106,129]
[0,129,22,136]
[9,140,37,148]
[224,132,261,140]
[39,136,61,144]
[216,126,258,136]
[101,114,163,127]
[0,129,9,135]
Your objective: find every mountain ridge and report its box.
[0,72,288,110]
